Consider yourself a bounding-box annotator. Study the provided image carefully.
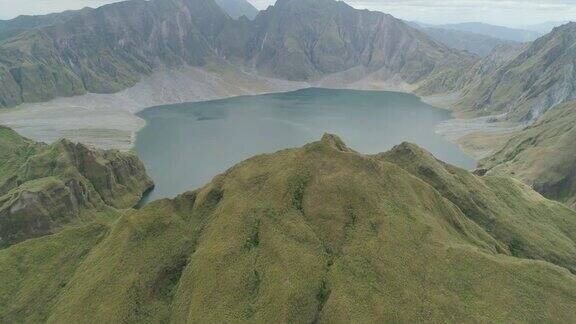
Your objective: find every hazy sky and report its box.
[0,0,574,27]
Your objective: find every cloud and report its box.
[0,0,123,19]
[1,0,574,27]
[346,0,576,26]
[252,0,576,26]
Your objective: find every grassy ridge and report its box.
[0,126,40,185]
[378,142,576,273]
[482,101,576,209]
[1,134,574,322]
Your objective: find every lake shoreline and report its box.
[0,69,512,166]
[135,88,477,201]
[0,66,308,150]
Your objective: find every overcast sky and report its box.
[0,0,574,27]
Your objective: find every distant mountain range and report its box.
[408,20,573,57]
[408,23,516,57]
[431,22,541,42]
[523,21,571,34]
[0,0,573,120]
[0,0,477,108]
[456,22,576,121]
[407,21,549,58]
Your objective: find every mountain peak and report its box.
[550,21,576,34]
[320,133,351,152]
[375,142,442,170]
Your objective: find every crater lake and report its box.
[135,88,475,203]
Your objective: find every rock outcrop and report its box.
[0,126,153,247]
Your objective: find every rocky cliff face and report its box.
[456,22,576,120]
[50,140,155,208]
[229,0,475,89]
[0,0,475,108]
[0,0,229,107]
[1,0,573,123]
[0,126,153,247]
[1,134,575,322]
[0,178,80,249]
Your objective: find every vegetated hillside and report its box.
[215,0,259,19]
[456,22,576,121]
[0,0,476,108]
[481,101,576,209]
[1,134,575,322]
[435,22,541,42]
[0,126,153,248]
[418,26,515,57]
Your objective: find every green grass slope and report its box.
[0,223,109,322]
[0,126,153,247]
[377,142,576,273]
[0,126,40,186]
[481,101,576,209]
[1,134,574,322]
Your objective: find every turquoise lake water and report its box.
[135,88,475,202]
